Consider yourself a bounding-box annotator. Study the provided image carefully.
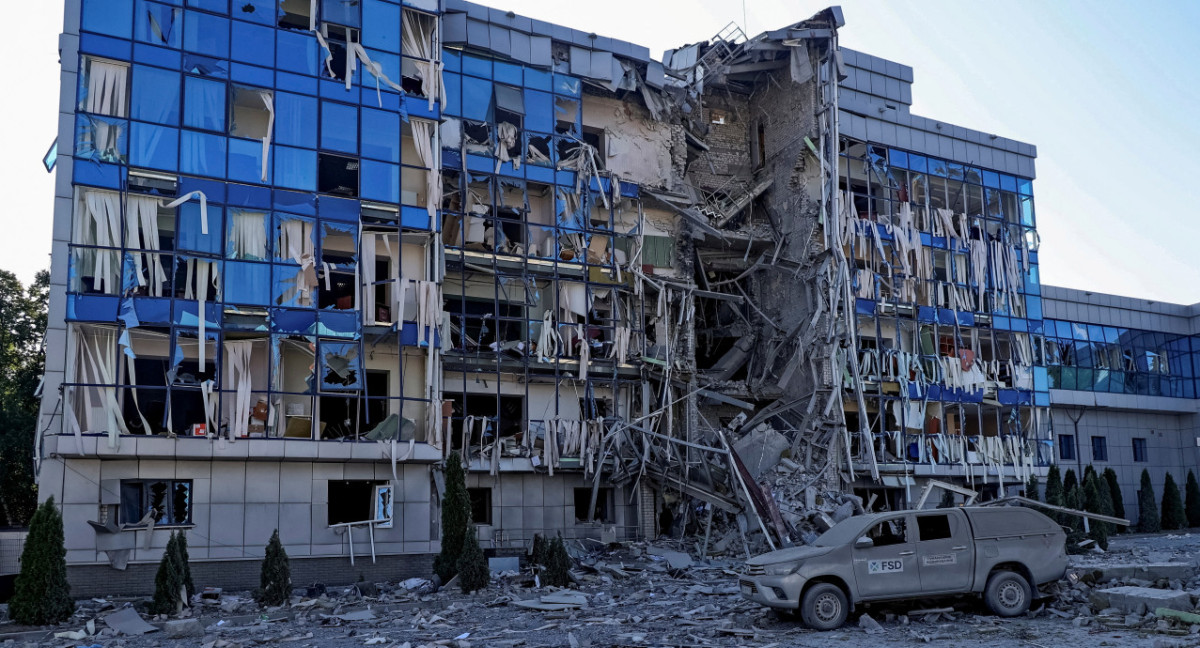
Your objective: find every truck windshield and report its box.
[811,516,877,547]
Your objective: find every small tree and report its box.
[1137,469,1160,533]
[177,531,196,598]
[9,498,73,626]
[258,529,291,606]
[542,535,572,587]
[1083,472,1110,550]
[531,533,549,569]
[937,490,956,509]
[1184,470,1200,529]
[1161,472,1187,531]
[1045,465,1064,507]
[150,533,187,615]
[1025,474,1040,502]
[1095,471,1115,538]
[1063,469,1079,503]
[434,452,471,583]
[456,525,490,593]
[1103,468,1126,533]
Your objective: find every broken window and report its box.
[553,97,579,135]
[77,57,129,163]
[446,393,524,449]
[274,214,317,307]
[318,221,358,309]
[222,337,269,437]
[862,517,907,547]
[401,9,437,98]
[574,487,613,523]
[120,479,192,525]
[318,153,360,197]
[275,335,317,438]
[327,480,388,525]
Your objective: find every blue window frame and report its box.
[1090,436,1107,462]
[1132,437,1147,462]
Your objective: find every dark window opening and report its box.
[527,135,552,166]
[327,480,385,525]
[917,514,952,541]
[468,487,492,524]
[462,121,492,153]
[1091,435,1108,462]
[318,153,360,197]
[1059,434,1076,461]
[863,518,907,547]
[318,264,356,309]
[1132,437,1147,462]
[574,487,613,523]
[447,393,524,448]
[278,0,311,30]
[322,24,359,82]
[121,479,192,525]
[580,398,610,420]
[582,126,604,169]
[444,297,525,350]
[553,97,578,135]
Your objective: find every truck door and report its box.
[915,511,974,593]
[851,514,918,599]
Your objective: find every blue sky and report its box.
[5,0,1198,303]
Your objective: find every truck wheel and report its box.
[984,570,1031,617]
[800,583,848,630]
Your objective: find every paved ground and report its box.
[4,531,1200,648]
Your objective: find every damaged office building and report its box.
[37,0,1076,592]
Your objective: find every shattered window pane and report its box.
[319,340,362,391]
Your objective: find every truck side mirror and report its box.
[855,536,874,549]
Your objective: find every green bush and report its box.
[1045,465,1064,506]
[542,535,572,587]
[1137,469,1160,533]
[531,533,548,569]
[9,498,73,626]
[937,490,955,509]
[1025,474,1040,502]
[258,529,291,606]
[434,452,470,584]
[456,525,490,593]
[1161,472,1187,531]
[1184,470,1200,529]
[1102,468,1126,532]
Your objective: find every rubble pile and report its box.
[4,533,1200,647]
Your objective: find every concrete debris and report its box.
[647,545,694,569]
[162,618,205,638]
[858,612,884,633]
[103,607,158,635]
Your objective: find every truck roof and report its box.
[812,506,1058,546]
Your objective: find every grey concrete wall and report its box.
[40,455,638,567]
[1050,407,1198,524]
[68,553,435,598]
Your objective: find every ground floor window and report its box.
[120,479,192,525]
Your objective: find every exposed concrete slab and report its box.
[1095,586,1194,614]
[1097,563,1197,583]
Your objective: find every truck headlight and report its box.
[763,562,798,576]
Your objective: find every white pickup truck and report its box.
[740,506,1068,629]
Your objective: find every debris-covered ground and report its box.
[4,532,1200,648]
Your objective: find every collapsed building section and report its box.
[36,0,1049,587]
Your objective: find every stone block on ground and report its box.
[1098,586,1193,614]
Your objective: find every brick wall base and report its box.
[67,553,436,597]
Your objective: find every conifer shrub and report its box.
[9,498,73,626]
[434,452,470,584]
[150,532,187,615]
[542,535,572,587]
[1161,472,1187,531]
[456,525,490,593]
[1103,468,1126,533]
[258,529,291,606]
[1026,474,1040,502]
[1184,470,1200,529]
[1137,469,1160,533]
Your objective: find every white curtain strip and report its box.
[164,190,209,235]
[126,194,167,296]
[85,60,128,158]
[258,90,275,182]
[409,119,440,220]
[229,210,268,260]
[224,340,255,439]
[76,189,124,293]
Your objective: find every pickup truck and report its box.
[739,506,1067,629]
